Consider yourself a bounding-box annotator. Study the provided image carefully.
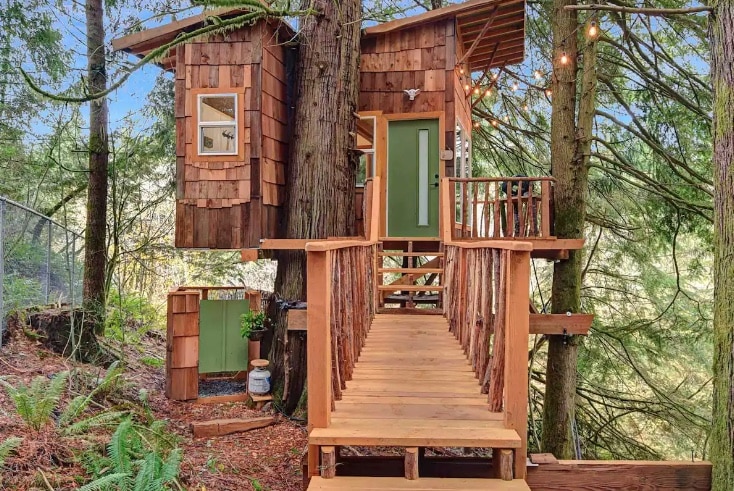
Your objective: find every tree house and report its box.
[113,0,531,249]
[115,3,713,490]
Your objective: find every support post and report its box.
[320,446,336,479]
[405,447,419,480]
[307,250,332,477]
[0,199,4,348]
[493,448,514,480]
[504,250,531,478]
[541,181,551,237]
[45,221,51,303]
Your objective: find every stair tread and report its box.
[310,421,520,447]
[308,477,530,490]
[378,268,444,274]
[378,285,444,291]
[378,252,444,257]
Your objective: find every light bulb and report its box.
[491,119,498,127]
[512,82,519,92]
[473,121,481,128]
[484,89,492,97]
[473,87,480,95]
[534,70,542,80]
[460,67,465,74]
[523,104,529,111]
[464,84,470,91]
[545,88,552,97]
[492,73,499,80]
[588,21,598,38]
[504,116,509,123]
[560,51,569,65]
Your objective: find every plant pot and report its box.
[248,329,266,342]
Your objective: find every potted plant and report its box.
[240,310,268,341]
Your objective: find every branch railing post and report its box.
[44,221,52,304]
[307,248,332,478]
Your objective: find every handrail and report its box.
[448,177,556,183]
[305,239,378,251]
[445,239,533,251]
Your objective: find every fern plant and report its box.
[81,418,183,491]
[0,437,22,468]
[0,372,68,430]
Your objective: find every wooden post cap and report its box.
[251,359,270,368]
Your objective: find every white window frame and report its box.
[455,121,472,178]
[197,93,239,156]
[357,116,377,187]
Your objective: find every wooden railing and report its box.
[448,177,555,240]
[306,240,377,475]
[442,238,531,478]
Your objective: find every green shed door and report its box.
[198,299,250,373]
[387,119,440,237]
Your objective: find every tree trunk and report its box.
[267,0,361,413]
[710,2,734,488]
[82,0,109,333]
[541,0,584,459]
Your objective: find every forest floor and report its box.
[0,325,307,490]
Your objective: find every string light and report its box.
[504,116,509,123]
[492,73,499,80]
[460,67,465,75]
[473,87,480,95]
[473,121,481,128]
[545,88,552,97]
[560,51,569,65]
[534,70,542,80]
[464,84,470,92]
[491,119,499,127]
[523,104,529,111]
[484,88,492,97]
[588,21,598,38]
[512,82,519,92]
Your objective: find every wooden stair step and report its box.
[308,477,530,490]
[309,420,520,447]
[378,252,444,257]
[378,285,444,292]
[378,268,444,274]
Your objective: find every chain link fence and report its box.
[0,197,84,347]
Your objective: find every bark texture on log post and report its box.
[711,1,734,488]
[494,448,514,481]
[405,447,419,480]
[268,0,362,414]
[320,446,336,479]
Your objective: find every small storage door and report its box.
[198,299,250,373]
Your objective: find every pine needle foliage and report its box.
[0,372,68,430]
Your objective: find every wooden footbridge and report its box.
[303,177,568,490]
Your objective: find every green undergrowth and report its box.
[0,361,183,489]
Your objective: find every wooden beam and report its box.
[260,238,314,250]
[190,416,275,438]
[385,257,442,286]
[456,6,499,66]
[529,313,594,335]
[530,238,585,250]
[526,460,712,491]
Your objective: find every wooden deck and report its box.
[308,477,531,490]
[309,314,520,448]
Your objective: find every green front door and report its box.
[387,119,440,237]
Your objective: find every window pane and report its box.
[357,118,375,150]
[357,153,374,186]
[455,124,464,177]
[200,125,237,154]
[418,129,429,226]
[200,95,236,122]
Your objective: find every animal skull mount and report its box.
[404,89,421,101]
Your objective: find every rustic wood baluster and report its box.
[504,180,513,237]
[493,180,501,238]
[528,181,536,236]
[461,181,468,238]
[472,182,478,238]
[483,182,490,238]
[518,180,526,238]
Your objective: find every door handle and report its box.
[432,182,439,187]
